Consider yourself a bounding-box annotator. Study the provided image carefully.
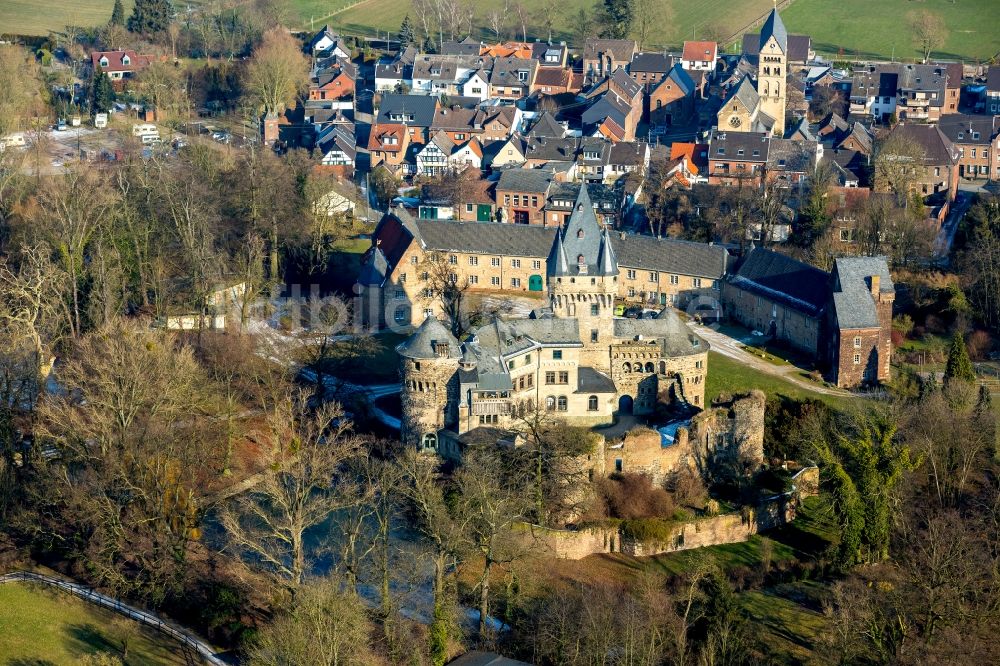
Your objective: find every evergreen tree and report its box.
[110,0,125,26]
[127,0,172,34]
[90,72,115,114]
[600,0,633,39]
[944,331,975,384]
[397,15,415,48]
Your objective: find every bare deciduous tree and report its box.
[908,10,947,63]
[244,27,309,114]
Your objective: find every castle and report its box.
[716,8,788,136]
[396,185,710,454]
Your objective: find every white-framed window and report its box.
[449,255,457,264]
[491,276,501,286]
[511,277,521,288]
[628,287,635,297]
[854,336,862,348]
[670,274,679,285]
[649,272,657,282]
[466,203,474,213]
[626,269,636,279]
[469,275,479,284]
[469,256,478,266]
[693,278,702,288]
[853,353,861,364]
[511,259,521,268]
[491,257,501,267]
[532,260,541,269]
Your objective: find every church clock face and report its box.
[729,115,742,128]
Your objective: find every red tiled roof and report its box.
[670,142,708,175]
[91,50,153,73]
[682,41,717,63]
[367,124,408,153]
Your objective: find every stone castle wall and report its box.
[527,466,819,560]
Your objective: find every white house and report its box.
[680,41,718,72]
[449,139,483,171]
[415,132,455,176]
[460,69,490,101]
[316,123,356,171]
[309,26,349,58]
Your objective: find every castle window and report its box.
[553,350,562,360]
[588,395,599,411]
[557,396,568,411]
[615,458,623,472]
[525,353,531,364]
[577,254,585,263]
[627,269,636,279]
[421,433,438,451]
[633,362,643,372]
[469,256,478,266]
[645,362,655,373]
[449,255,457,264]
[411,256,418,264]
[623,363,631,373]
[591,329,598,342]
[512,259,521,268]
[577,229,585,238]
[853,353,861,364]
[854,336,862,348]
[693,278,702,288]
[558,371,569,384]
[659,361,667,373]
[545,371,556,384]
[670,274,679,285]
[546,396,556,410]
[591,304,599,316]
[491,257,501,267]
[695,360,703,369]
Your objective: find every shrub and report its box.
[620,517,677,544]
[592,472,675,520]
[966,329,993,361]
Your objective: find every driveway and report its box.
[689,323,856,399]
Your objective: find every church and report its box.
[717,8,788,136]
[395,186,710,454]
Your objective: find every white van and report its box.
[141,133,162,145]
[132,123,158,137]
[0,133,27,149]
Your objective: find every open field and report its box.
[781,0,1000,62]
[330,0,777,49]
[0,0,130,37]
[0,580,190,664]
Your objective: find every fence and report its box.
[0,571,228,665]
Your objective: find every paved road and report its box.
[934,190,974,264]
[689,323,856,399]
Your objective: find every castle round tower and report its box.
[396,317,462,452]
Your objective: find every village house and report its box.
[582,38,638,84]
[375,46,417,92]
[489,57,538,100]
[309,60,356,101]
[367,123,411,171]
[495,168,555,225]
[986,66,1000,114]
[315,123,356,176]
[681,41,718,72]
[937,114,1000,181]
[411,55,484,96]
[91,50,153,81]
[766,137,821,188]
[376,93,439,145]
[308,26,350,58]
[628,52,673,90]
[649,64,697,128]
[879,123,960,215]
[849,63,959,122]
[708,131,770,185]
[532,41,568,68]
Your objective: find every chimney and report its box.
[869,274,880,298]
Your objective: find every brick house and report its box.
[824,257,894,387]
[376,94,439,145]
[495,168,555,225]
[309,64,355,101]
[723,249,895,387]
[880,123,960,209]
[649,64,697,128]
[628,52,673,89]
[986,66,1000,114]
[937,113,1000,181]
[708,131,769,185]
[582,38,638,83]
[367,124,411,170]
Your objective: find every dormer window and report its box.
[577,254,585,263]
[737,149,744,156]
[752,150,760,157]
[577,203,583,211]
[577,229,584,238]
[99,56,109,67]
[122,55,130,66]
[518,70,528,81]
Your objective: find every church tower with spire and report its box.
[546,185,618,365]
[757,6,788,136]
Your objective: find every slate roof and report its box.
[759,8,788,53]
[818,113,849,137]
[369,211,728,280]
[376,94,439,127]
[534,68,572,90]
[576,367,617,394]
[527,112,566,138]
[358,246,389,286]
[581,94,630,133]
[397,317,462,359]
[496,168,555,194]
[988,65,1000,93]
[440,37,483,56]
[532,41,567,65]
[710,132,770,162]
[630,52,672,74]
[610,67,644,99]
[730,248,829,317]
[547,186,616,277]
[830,256,893,329]
[583,39,637,63]
[489,57,537,88]
[767,138,818,174]
[613,308,708,356]
[885,123,959,166]
[524,136,579,162]
[722,75,760,114]
[838,122,873,153]
[937,114,999,146]
[317,123,356,160]
[663,64,696,96]
[430,107,480,132]
[742,33,810,62]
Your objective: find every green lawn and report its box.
[782,0,1000,62]
[1,0,127,36]
[706,351,850,411]
[0,581,191,664]
[329,0,776,49]
[323,329,407,382]
[741,581,829,665]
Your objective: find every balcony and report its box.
[471,398,512,416]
